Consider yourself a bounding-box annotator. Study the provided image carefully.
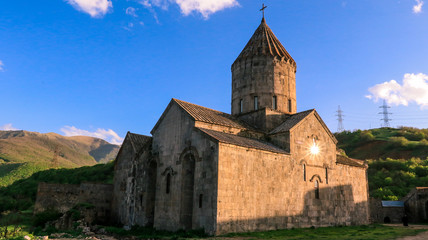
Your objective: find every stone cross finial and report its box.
[260,3,267,19]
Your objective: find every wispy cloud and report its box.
[66,0,113,18]
[60,126,124,145]
[138,0,239,19]
[0,60,4,72]
[413,0,424,14]
[366,73,428,109]
[126,7,138,17]
[0,123,18,131]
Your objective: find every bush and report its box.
[33,209,61,227]
[389,137,409,147]
[360,132,375,141]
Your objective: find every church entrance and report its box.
[145,160,157,227]
[180,153,196,230]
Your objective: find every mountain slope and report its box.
[0,130,120,167]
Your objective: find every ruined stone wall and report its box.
[111,136,154,227]
[34,182,113,224]
[34,183,80,214]
[152,104,218,234]
[404,188,428,223]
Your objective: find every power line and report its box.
[379,100,392,128]
[336,105,344,132]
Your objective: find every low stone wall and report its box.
[34,182,113,224]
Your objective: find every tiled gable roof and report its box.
[381,201,404,207]
[173,99,248,129]
[234,18,295,67]
[197,127,288,154]
[127,132,152,152]
[269,110,314,135]
[336,154,367,168]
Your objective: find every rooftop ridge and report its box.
[234,18,295,65]
[172,98,230,115]
[197,127,289,154]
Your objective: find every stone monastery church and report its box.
[112,17,370,235]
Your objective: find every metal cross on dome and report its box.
[260,3,267,18]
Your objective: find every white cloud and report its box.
[413,0,424,13]
[138,0,239,19]
[0,60,4,72]
[366,73,428,109]
[176,0,239,18]
[60,126,124,145]
[126,7,138,17]
[66,0,113,18]
[0,123,18,131]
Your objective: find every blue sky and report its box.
[1,0,427,144]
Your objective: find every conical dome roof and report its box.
[234,18,295,66]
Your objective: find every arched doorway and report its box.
[180,153,196,230]
[384,216,391,223]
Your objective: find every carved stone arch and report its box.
[161,166,177,176]
[177,146,201,165]
[309,174,323,183]
[299,160,307,165]
[147,156,158,168]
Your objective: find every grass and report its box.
[215,224,426,240]
[0,212,426,240]
[0,211,34,240]
[104,226,208,239]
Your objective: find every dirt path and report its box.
[384,224,428,240]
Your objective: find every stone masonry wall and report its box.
[111,135,154,227]
[216,143,369,235]
[370,198,404,223]
[152,104,219,234]
[231,56,296,115]
[215,113,369,234]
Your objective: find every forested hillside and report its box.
[335,127,428,200]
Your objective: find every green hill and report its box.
[335,127,428,160]
[0,130,119,187]
[335,127,428,200]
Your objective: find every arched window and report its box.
[240,99,243,113]
[166,173,171,194]
[315,180,319,199]
[303,164,306,181]
[199,194,203,208]
[272,96,277,110]
[288,99,292,112]
[254,96,258,110]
